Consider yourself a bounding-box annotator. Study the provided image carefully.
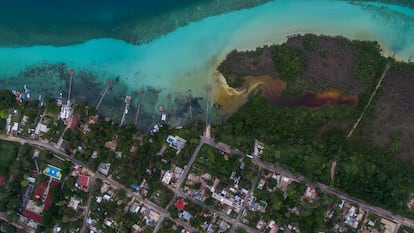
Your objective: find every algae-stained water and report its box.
[0,0,414,127]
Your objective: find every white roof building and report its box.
[60,105,72,120]
[67,196,81,210]
[166,135,187,150]
[149,210,160,222]
[161,113,167,122]
[162,171,173,185]
[104,219,114,227]
[11,122,19,132]
[253,139,265,157]
[35,123,49,135]
[98,163,111,176]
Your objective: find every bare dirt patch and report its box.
[361,64,414,161]
[218,35,365,95]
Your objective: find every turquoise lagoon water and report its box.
[0,0,413,126]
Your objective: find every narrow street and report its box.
[0,135,192,232]
[80,175,96,233]
[176,137,207,192]
[0,212,25,230]
[229,167,262,233]
[174,189,260,233]
[154,137,216,233]
[204,137,413,231]
[2,134,414,232]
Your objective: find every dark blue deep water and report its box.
[0,0,270,46]
[0,0,201,21]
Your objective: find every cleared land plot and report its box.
[359,63,414,162]
[0,140,18,175]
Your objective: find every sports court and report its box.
[43,164,62,180]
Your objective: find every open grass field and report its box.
[0,140,18,176]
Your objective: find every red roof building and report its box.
[23,210,42,223]
[24,180,59,223]
[70,114,80,130]
[269,224,279,233]
[0,176,5,186]
[34,182,47,200]
[175,199,186,211]
[44,180,59,210]
[75,175,90,192]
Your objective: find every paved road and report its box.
[0,135,89,168]
[154,138,206,233]
[0,212,25,229]
[3,134,414,232]
[173,136,260,233]
[176,137,207,192]
[251,157,411,229]
[175,189,260,233]
[202,137,414,231]
[80,175,96,233]
[230,167,262,233]
[0,135,195,233]
[155,137,260,233]
[152,216,164,233]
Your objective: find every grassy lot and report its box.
[399,226,414,233]
[158,218,184,233]
[38,150,65,169]
[192,145,259,188]
[0,140,18,176]
[149,183,174,208]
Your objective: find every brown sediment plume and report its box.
[213,74,286,115]
[272,89,358,107]
[213,74,358,116]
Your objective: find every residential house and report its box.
[75,175,90,192]
[304,186,319,202]
[175,199,186,211]
[35,122,49,135]
[98,163,111,176]
[268,221,279,233]
[277,175,291,192]
[256,220,266,230]
[162,171,173,185]
[253,139,265,157]
[67,196,82,210]
[129,202,141,214]
[166,135,187,150]
[257,178,266,190]
[180,211,192,222]
[70,114,79,130]
[104,140,118,151]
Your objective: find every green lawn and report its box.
[0,140,19,176]
[150,183,174,208]
[38,150,65,169]
[399,226,414,233]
